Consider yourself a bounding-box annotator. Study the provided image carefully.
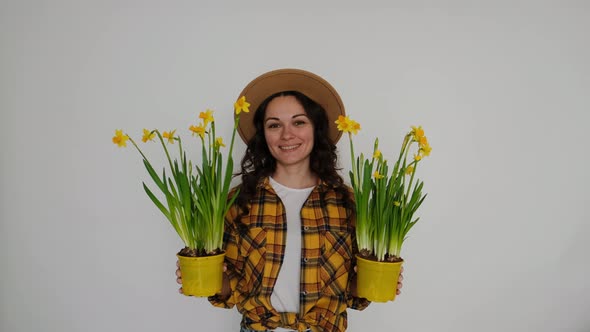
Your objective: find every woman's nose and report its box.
[281,125,295,139]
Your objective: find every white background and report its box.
[1,1,589,331]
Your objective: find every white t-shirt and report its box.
[269,177,314,332]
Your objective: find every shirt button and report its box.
[304,226,309,231]
[303,257,308,263]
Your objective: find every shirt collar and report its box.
[257,176,329,193]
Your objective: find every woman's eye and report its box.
[267,123,280,129]
[294,120,307,126]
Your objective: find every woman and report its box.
[176,69,403,332]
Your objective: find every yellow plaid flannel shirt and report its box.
[209,177,370,332]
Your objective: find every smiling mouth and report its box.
[279,144,301,151]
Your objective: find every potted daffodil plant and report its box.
[112,96,251,296]
[336,115,432,302]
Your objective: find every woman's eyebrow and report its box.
[264,113,308,123]
[292,113,308,119]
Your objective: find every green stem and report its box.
[404,142,418,203]
[349,133,358,188]
[228,116,239,159]
[208,123,213,167]
[211,121,217,183]
[156,131,176,176]
[128,137,148,161]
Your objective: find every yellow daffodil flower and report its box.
[336,116,361,135]
[189,124,206,138]
[335,115,351,132]
[112,129,129,147]
[163,130,176,144]
[373,149,382,159]
[215,137,226,148]
[421,143,432,157]
[414,153,422,161]
[419,136,428,148]
[234,96,250,115]
[142,129,156,143]
[373,171,384,179]
[405,165,414,175]
[199,109,215,126]
[349,119,361,135]
[411,125,425,142]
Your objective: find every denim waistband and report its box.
[240,328,269,332]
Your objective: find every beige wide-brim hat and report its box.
[236,68,346,144]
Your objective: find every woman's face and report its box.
[263,95,315,170]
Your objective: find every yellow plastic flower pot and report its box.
[177,252,225,297]
[356,254,404,302]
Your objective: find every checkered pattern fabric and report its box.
[209,177,369,332]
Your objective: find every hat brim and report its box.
[236,68,345,144]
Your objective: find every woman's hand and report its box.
[396,266,404,295]
[176,260,185,294]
